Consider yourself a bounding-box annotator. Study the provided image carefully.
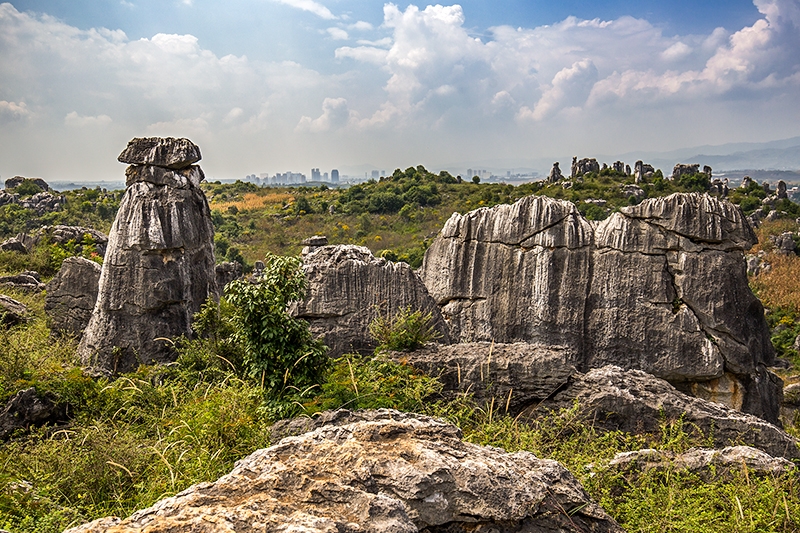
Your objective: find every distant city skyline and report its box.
[1,0,799,182]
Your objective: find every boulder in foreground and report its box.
[66,410,622,533]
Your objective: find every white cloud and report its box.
[64,112,112,127]
[349,21,373,31]
[661,42,692,62]
[0,100,30,122]
[327,27,349,40]
[272,0,336,20]
[296,97,352,132]
[519,59,598,121]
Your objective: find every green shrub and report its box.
[369,306,439,352]
[224,253,328,394]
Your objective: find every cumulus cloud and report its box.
[272,0,336,20]
[64,112,113,127]
[349,21,373,31]
[519,60,598,121]
[0,100,30,122]
[327,27,349,40]
[296,97,353,132]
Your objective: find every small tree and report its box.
[225,253,327,395]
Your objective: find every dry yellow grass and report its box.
[751,253,800,312]
[211,192,293,212]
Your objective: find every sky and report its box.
[1,0,799,181]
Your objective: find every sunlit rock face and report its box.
[421,193,779,423]
[77,137,216,374]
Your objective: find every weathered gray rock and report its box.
[45,257,102,338]
[572,157,600,177]
[621,183,645,200]
[77,138,216,374]
[672,163,701,180]
[294,245,449,357]
[20,191,65,214]
[125,163,204,188]
[0,273,44,292]
[66,410,622,533]
[422,192,779,422]
[4,176,49,191]
[634,160,654,183]
[535,366,800,460]
[0,237,26,253]
[214,261,242,292]
[741,176,754,189]
[778,180,788,199]
[605,446,795,481]
[22,225,109,257]
[421,195,593,355]
[117,137,202,169]
[0,387,65,440]
[300,234,328,255]
[0,295,27,327]
[390,342,577,414]
[547,161,563,182]
[612,160,626,174]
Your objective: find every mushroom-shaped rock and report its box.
[77,137,216,374]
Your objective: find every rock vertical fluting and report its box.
[421,193,779,422]
[421,195,593,363]
[293,245,449,357]
[77,137,216,374]
[45,256,101,337]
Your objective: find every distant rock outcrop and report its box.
[66,410,623,533]
[293,245,450,357]
[45,257,102,338]
[18,225,109,257]
[571,156,600,178]
[421,193,780,422]
[77,137,216,374]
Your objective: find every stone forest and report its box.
[1,137,799,532]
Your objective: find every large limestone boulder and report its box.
[421,195,593,358]
[77,137,216,374]
[535,366,800,460]
[293,245,450,357]
[66,410,622,533]
[45,256,102,337]
[421,193,779,423]
[0,295,27,327]
[586,193,777,422]
[391,342,577,414]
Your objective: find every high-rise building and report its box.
[331,169,339,183]
[371,170,380,179]
[311,168,321,181]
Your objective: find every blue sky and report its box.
[1,0,799,181]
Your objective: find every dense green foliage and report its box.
[223,253,328,395]
[369,306,439,352]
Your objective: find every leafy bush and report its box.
[224,253,328,394]
[369,306,439,352]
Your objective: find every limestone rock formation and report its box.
[421,195,593,356]
[0,237,26,253]
[572,157,601,178]
[535,366,799,460]
[4,176,49,191]
[0,388,65,440]
[18,225,109,257]
[0,295,27,327]
[672,163,701,180]
[0,272,44,292]
[634,160,655,183]
[605,446,795,481]
[293,245,449,357]
[45,257,102,337]
[66,410,623,533]
[390,342,577,414]
[77,137,216,374]
[421,193,778,422]
[547,161,563,182]
[214,261,242,292]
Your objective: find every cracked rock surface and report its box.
[421,193,779,422]
[45,256,101,338]
[77,137,216,374]
[65,410,623,533]
[293,245,450,357]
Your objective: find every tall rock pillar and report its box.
[78,137,216,374]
